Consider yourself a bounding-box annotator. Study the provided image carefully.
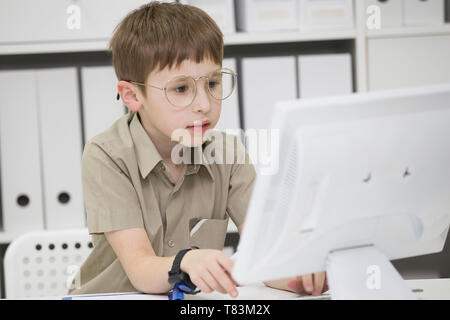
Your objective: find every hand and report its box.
[287,272,328,296]
[180,249,239,298]
[264,272,328,296]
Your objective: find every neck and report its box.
[137,112,182,166]
[149,129,179,165]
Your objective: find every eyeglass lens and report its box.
[165,70,236,108]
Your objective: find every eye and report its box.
[174,85,189,94]
[209,78,223,89]
[208,81,219,89]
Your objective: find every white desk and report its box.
[405,279,450,300]
[26,278,450,300]
[187,279,450,300]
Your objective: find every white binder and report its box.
[81,66,126,143]
[215,58,241,135]
[299,0,354,30]
[235,0,299,32]
[367,35,450,91]
[0,71,45,233]
[298,53,353,98]
[241,56,297,131]
[403,0,445,26]
[37,68,85,229]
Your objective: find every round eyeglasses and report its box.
[121,68,238,108]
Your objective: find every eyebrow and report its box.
[166,66,221,79]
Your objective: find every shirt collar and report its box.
[129,112,214,181]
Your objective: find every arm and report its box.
[105,227,174,294]
[106,227,238,297]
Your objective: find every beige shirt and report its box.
[69,111,256,294]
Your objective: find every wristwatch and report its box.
[168,246,199,292]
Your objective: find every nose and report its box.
[191,78,212,114]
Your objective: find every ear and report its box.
[117,80,143,112]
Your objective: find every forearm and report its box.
[127,255,175,294]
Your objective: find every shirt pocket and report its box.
[189,217,229,250]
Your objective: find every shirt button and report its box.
[168,240,175,248]
[160,164,166,171]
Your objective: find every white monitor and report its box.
[232,83,450,299]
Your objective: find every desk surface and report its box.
[29,278,450,300]
[188,279,450,300]
[405,279,450,300]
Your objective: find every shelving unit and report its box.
[366,24,450,38]
[0,40,111,56]
[224,29,357,45]
[0,29,358,56]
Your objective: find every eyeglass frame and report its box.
[117,67,238,108]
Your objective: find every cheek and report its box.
[210,102,222,125]
[159,110,191,139]
[146,96,184,131]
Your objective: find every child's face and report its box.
[138,58,222,148]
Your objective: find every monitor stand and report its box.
[325,245,418,300]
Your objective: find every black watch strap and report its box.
[168,246,199,288]
[169,248,190,278]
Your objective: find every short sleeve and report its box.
[81,142,144,234]
[226,138,257,228]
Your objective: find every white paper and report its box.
[62,292,168,300]
[190,219,208,237]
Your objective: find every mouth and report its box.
[186,120,211,133]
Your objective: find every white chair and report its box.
[4,228,93,298]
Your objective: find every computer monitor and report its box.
[232,83,450,299]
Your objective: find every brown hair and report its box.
[109,1,224,96]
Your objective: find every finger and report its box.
[194,276,213,294]
[302,274,314,294]
[216,253,239,296]
[208,262,238,298]
[216,253,234,276]
[323,274,329,293]
[287,279,297,292]
[288,277,306,294]
[312,272,325,296]
[295,275,307,293]
[201,269,227,294]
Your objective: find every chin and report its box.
[180,135,206,148]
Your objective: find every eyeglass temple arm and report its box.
[116,80,163,100]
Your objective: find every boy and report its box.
[69,1,326,297]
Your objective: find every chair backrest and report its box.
[4,228,93,298]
